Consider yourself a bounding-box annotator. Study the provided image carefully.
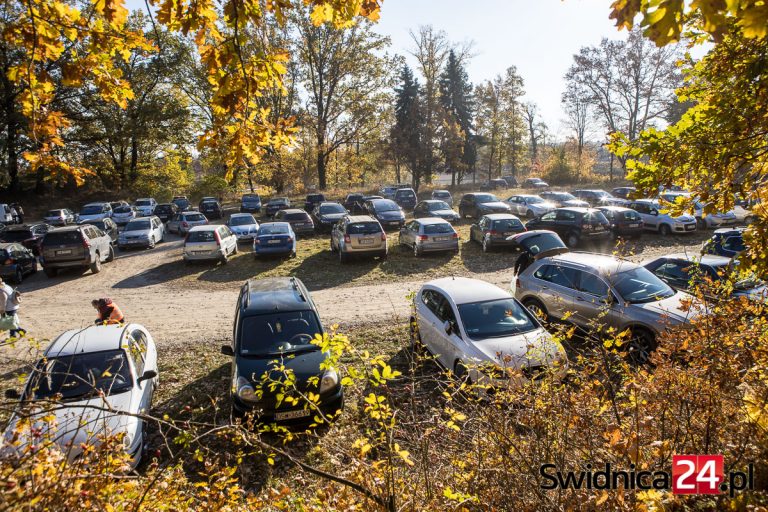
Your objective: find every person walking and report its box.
[13,204,24,224]
[92,298,125,325]
[0,278,25,338]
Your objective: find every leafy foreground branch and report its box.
[2,298,768,510]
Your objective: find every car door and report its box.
[530,263,581,322]
[554,210,578,237]
[571,270,614,326]
[722,236,745,257]
[416,289,442,356]
[431,293,466,370]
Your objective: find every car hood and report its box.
[632,291,701,325]
[79,213,105,221]
[470,328,565,368]
[377,210,404,220]
[231,224,258,234]
[319,213,346,222]
[672,213,696,223]
[432,209,459,217]
[113,212,134,217]
[236,350,328,405]
[562,199,590,208]
[479,201,510,210]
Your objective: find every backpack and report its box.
[10,288,21,306]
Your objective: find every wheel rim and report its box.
[414,244,419,257]
[628,331,654,364]
[567,234,579,247]
[525,301,545,320]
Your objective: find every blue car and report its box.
[702,227,745,258]
[253,222,296,258]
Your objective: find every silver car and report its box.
[330,215,387,263]
[227,213,260,241]
[628,199,697,235]
[112,205,137,226]
[539,191,590,208]
[506,195,557,219]
[167,211,208,235]
[183,225,238,264]
[134,198,157,217]
[411,277,567,387]
[398,218,459,257]
[118,216,165,250]
[515,252,701,362]
[43,208,77,226]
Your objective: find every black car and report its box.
[172,196,192,212]
[274,208,315,235]
[199,198,223,219]
[393,188,417,210]
[304,193,326,212]
[153,203,178,223]
[364,198,405,230]
[611,187,637,200]
[240,193,262,214]
[702,227,746,258]
[265,197,291,218]
[572,189,620,206]
[80,217,119,244]
[469,214,526,252]
[311,202,348,232]
[458,193,512,219]
[524,207,611,248]
[412,200,460,222]
[0,223,52,256]
[0,243,37,283]
[596,206,644,239]
[221,277,344,423]
[480,178,508,191]
[343,193,364,213]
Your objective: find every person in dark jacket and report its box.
[92,298,125,325]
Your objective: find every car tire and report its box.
[106,246,115,262]
[44,267,57,278]
[745,215,756,224]
[233,244,238,255]
[459,208,466,219]
[482,236,490,253]
[659,224,672,236]
[330,239,337,253]
[148,237,156,249]
[526,210,535,219]
[13,267,23,284]
[565,232,580,248]
[627,327,657,365]
[90,254,102,274]
[522,298,548,322]
[339,251,348,264]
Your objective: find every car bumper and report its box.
[254,245,293,255]
[42,257,93,269]
[419,240,459,252]
[292,226,315,235]
[240,206,261,213]
[234,232,256,241]
[673,223,697,233]
[184,249,225,261]
[232,387,344,423]
[118,239,151,248]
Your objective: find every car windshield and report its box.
[239,312,321,356]
[307,194,324,201]
[230,216,256,226]
[114,206,132,213]
[135,200,151,206]
[526,196,545,204]
[125,220,151,231]
[475,194,498,203]
[187,230,216,242]
[28,350,133,401]
[184,214,205,222]
[242,195,260,202]
[46,210,63,217]
[458,298,537,340]
[43,231,82,245]
[434,192,450,198]
[319,204,345,214]
[555,193,576,200]
[428,201,450,210]
[518,233,566,254]
[270,198,288,205]
[348,222,381,235]
[80,205,103,215]
[492,219,523,230]
[423,223,453,234]
[610,267,676,304]
[284,212,310,221]
[173,199,190,207]
[373,201,400,212]
[259,224,289,235]
[155,205,172,212]
[396,190,415,198]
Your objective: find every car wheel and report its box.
[290,249,297,258]
[482,236,490,253]
[522,298,548,322]
[565,232,580,248]
[44,267,57,278]
[696,217,706,230]
[330,239,337,253]
[453,360,472,384]
[659,224,672,236]
[626,328,657,365]
[745,215,756,224]
[90,254,102,274]
[526,210,535,219]
[233,244,238,255]
[106,246,115,262]
[459,208,466,219]
[148,237,156,249]
[13,267,23,284]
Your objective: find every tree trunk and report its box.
[609,152,614,183]
[5,114,18,192]
[129,135,139,184]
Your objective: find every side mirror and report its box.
[5,389,21,400]
[443,320,452,335]
[137,370,157,384]
[650,209,658,216]
[221,345,235,356]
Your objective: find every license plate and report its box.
[194,250,209,255]
[629,223,639,228]
[594,226,603,231]
[389,221,400,225]
[503,232,513,237]
[359,238,374,245]
[434,236,450,241]
[686,224,695,230]
[268,239,281,244]
[56,249,72,256]
[274,408,311,421]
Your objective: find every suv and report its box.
[501,175,519,187]
[0,223,52,256]
[458,193,511,219]
[393,188,418,210]
[515,252,700,362]
[79,202,113,223]
[221,277,344,422]
[524,208,611,248]
[331,215,387,263]
[304,193,326,212]
[240,193,262,214]
[153,203,177,223]
[172,196,191,212]
[40,225,114,277]
[199,198,222,219]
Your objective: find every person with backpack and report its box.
[92,298,125,325]
[0,277,25,338]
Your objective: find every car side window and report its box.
[578,272,610,297]
[535,264,579,290]
[421,290,440,317]
[540,212,556,221]
[407,221,419,231]
[126,334,145,375]
[723,236,745,252]
[479,217,489,229]
[130,330,148,374]
[655,261,691,282]
[433,293,457,324]
[555,210,577,221]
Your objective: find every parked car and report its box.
[364,198,405,230]
[515,252,701,362]
[394,188,418,210]
[506,194,557,219]
[469,214,526,252]
[431,189,453,206]
[344,193,365,213]
[628,199,697,236]
[506,230,569,282]
[0,204,15,224]
[411,277,567,385]
[80,218,119,245]
[501,175,519,188]
[701,227,745,258]
[481,178,508,191]
[221,277,343,422]
[525,208,611,248]
[43,208,77,226]
[0,243,37,283]
[167,211,208,235]
[413,200,460,223]
[2,324,158,468]
[643,253,766,303]
[40,225,114,277]
[304,193,326,212]
[109,201,129,211]
[611,186,637,200]
[398,218,459,256]
[692,199,737,229]
[733,197,756,223]
[227,213,259,241]
[311,202,348,232]
[596,206,644,239]
[240,193,262,214]
[572,189,625,206]
[199,198,223,220]
[253,222,296,258]
[153,203,177,223]
[183,225,238,264]
[0,223,52,256]
[274,209,315,235]
[265,197,291,218]
[458,193,512,219]
[523,177,549,189]
[379,186,398,199]
[112,205,137,225]
[172,196,192,212]
[539,191,590,208]
[78,202,113,223]
[134,198,157,217]
[118,216,165,250]
[331,215,387,263]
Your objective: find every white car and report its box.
[410,277,567,387]
[628,199,697,235]
[183,225,238,263]
[134,198,157,217]
[505,195,557,219]
[539,191,590,208]
[112,205,137,225]
[227,213,260,241]
[692,200,737,228]
[78,202,113,223]
[1,324,158,468]
[118,216,165,249]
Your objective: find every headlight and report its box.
[236,376,258,402]
[319,370,339,394]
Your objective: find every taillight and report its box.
[182,221,189,228]
[452,232,459,239]
[516,277,521,290]
[287,237,293,243]
[344,235,351,243]
[4,259,13,265]
[254,238,261,245]
[381,232,387,241]
[418,235,428,241]
[489,230,499,236]
[214,231,222,246]
[82,236,90,248]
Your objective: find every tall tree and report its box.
[438,50,475,185]
[390,65,424,190]
[561,86,590,180]
[522,102,546,165]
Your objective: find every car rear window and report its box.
[434,192,450,198]
[43,231,83,245]
[492,219,523,230]
[259,224,289,235]
[348,222,381,235]
[187,231,216,242]
[242,194,260,201]
[155,205,172,212]
[1,230,32,242]
[585,212,609,224]
[126,220,151,231]
[319,204,345,214]
[307,194,324,201]
[46,210,63,216]
[285,212,310,221]
[80,205,103,215]
[395,190,415,198]
[184,213,205,222]
[114,206,132,213]
[423,223,453,234]
[135,200,152,206]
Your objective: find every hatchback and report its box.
[628,199,697,236]
[0,243,37,283]
[304,193,326,212]
[199,198,222,219]
[253,222,296,258]
[221,277,343,423]
[413,200,460,223]
[265,197,291,218]
[611,187,637,200]
[240,193,262,214]
[118,216,165,250]
[311,202,348,232]
[458,193,511,219]
[183,225,238,264]
[227,213,260,241]
[0,223,52,256]
[701,227,745,258]
[153,203,177,223]
[394,188,418,210]
[431,189,453,206]
[274,209,315,235]
[134,198,157,217]
[112,205,137,225]
[2,324,158,468]
[469,214,526,252]
[78,202,113,223]
[331,215,387,263]
[596,206,644,239]
[167,211,208,235]
[43,209,76,226]
[398,218,459,256]
[525,208,611,248]
[506,194,557,219]
[40,225,114,277]
[411,277,567,386]
[364,199,405,230]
